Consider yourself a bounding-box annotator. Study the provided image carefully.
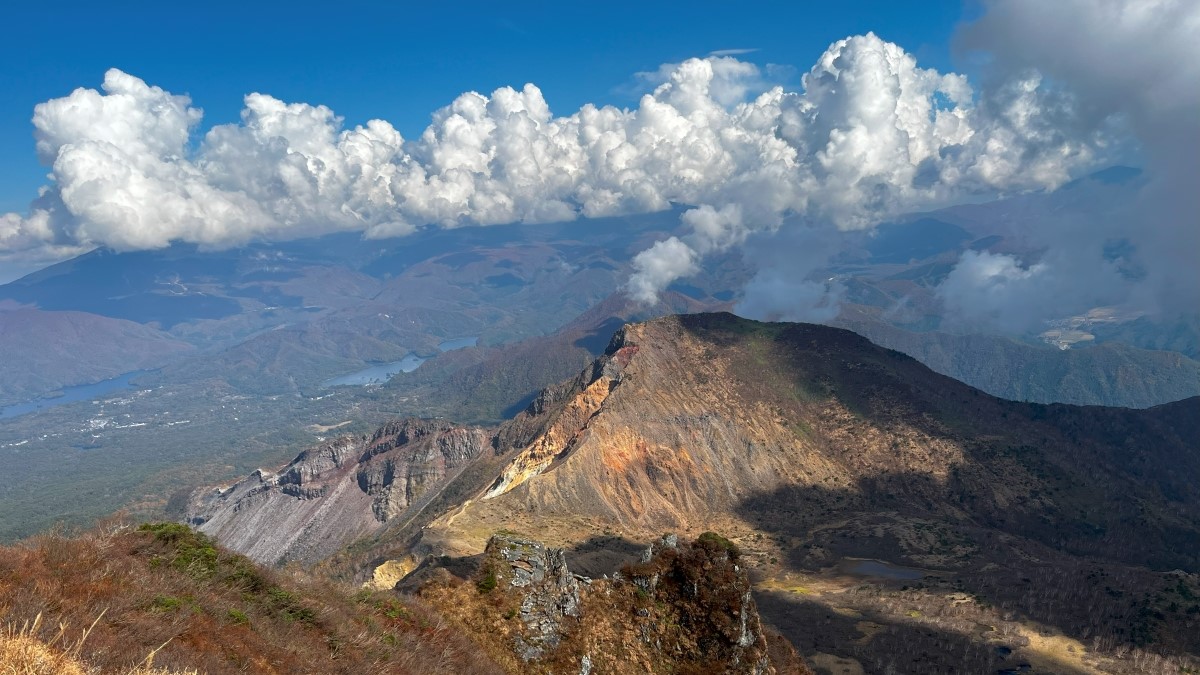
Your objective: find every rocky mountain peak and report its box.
[185,312,1200,673]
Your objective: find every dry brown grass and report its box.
[0,611,197,674]
[0,519,502,674]
[1,632,87,675]
[1,612,89,675]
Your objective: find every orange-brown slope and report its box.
[419,313,1200,573]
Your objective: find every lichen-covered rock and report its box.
[482,533,581,660]
[620,532,775,674]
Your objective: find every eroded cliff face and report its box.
[186,419,488,565]
[483,342,639,499]
[420,315,974,557]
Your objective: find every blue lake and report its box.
[319,337,478,388]
[320,354,428,387]
[0,370,149,420]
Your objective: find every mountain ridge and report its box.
[191,312,1200,573]
[0,307,192,406]
[834,309,1200,408]
[185,312,1200,672]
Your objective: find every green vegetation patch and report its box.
[695,531,741,559]
[150,594,188,612]
[477,568,498,594]
[138,522,219,580]
[137,522,316,625]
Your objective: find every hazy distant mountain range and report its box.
[0,306,191,406]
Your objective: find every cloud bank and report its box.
[3,31,1097,264]
[8,3,1189,332]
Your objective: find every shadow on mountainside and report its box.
[656,314,1200,665]
[670,313,1200,571]
[573,316,629,355]
[752,590,1084,675]
[563,534,648,578]
[735,476,1200,670]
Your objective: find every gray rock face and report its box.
[358,422,488,521]
[484,533,581,661]
[186,419,488,565]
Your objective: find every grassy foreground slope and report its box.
[0,521,500,674]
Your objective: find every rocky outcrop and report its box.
[357,419,488,521]
[618,533,775,674]
[482,533,582,661]
[186,418,488,565]
[420,531,796,674]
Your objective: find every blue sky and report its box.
[0,0,969,214]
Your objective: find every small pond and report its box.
[840,558,926,581]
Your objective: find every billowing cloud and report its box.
[934,0,1200,330]
[733,221,846,323]
[631,31,1107,309]
[2,29,1118,312]
[628,55,779,107]
[938,249,1128,334]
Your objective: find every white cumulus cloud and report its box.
[628,32,1107,306]
[1,28,1125,313]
